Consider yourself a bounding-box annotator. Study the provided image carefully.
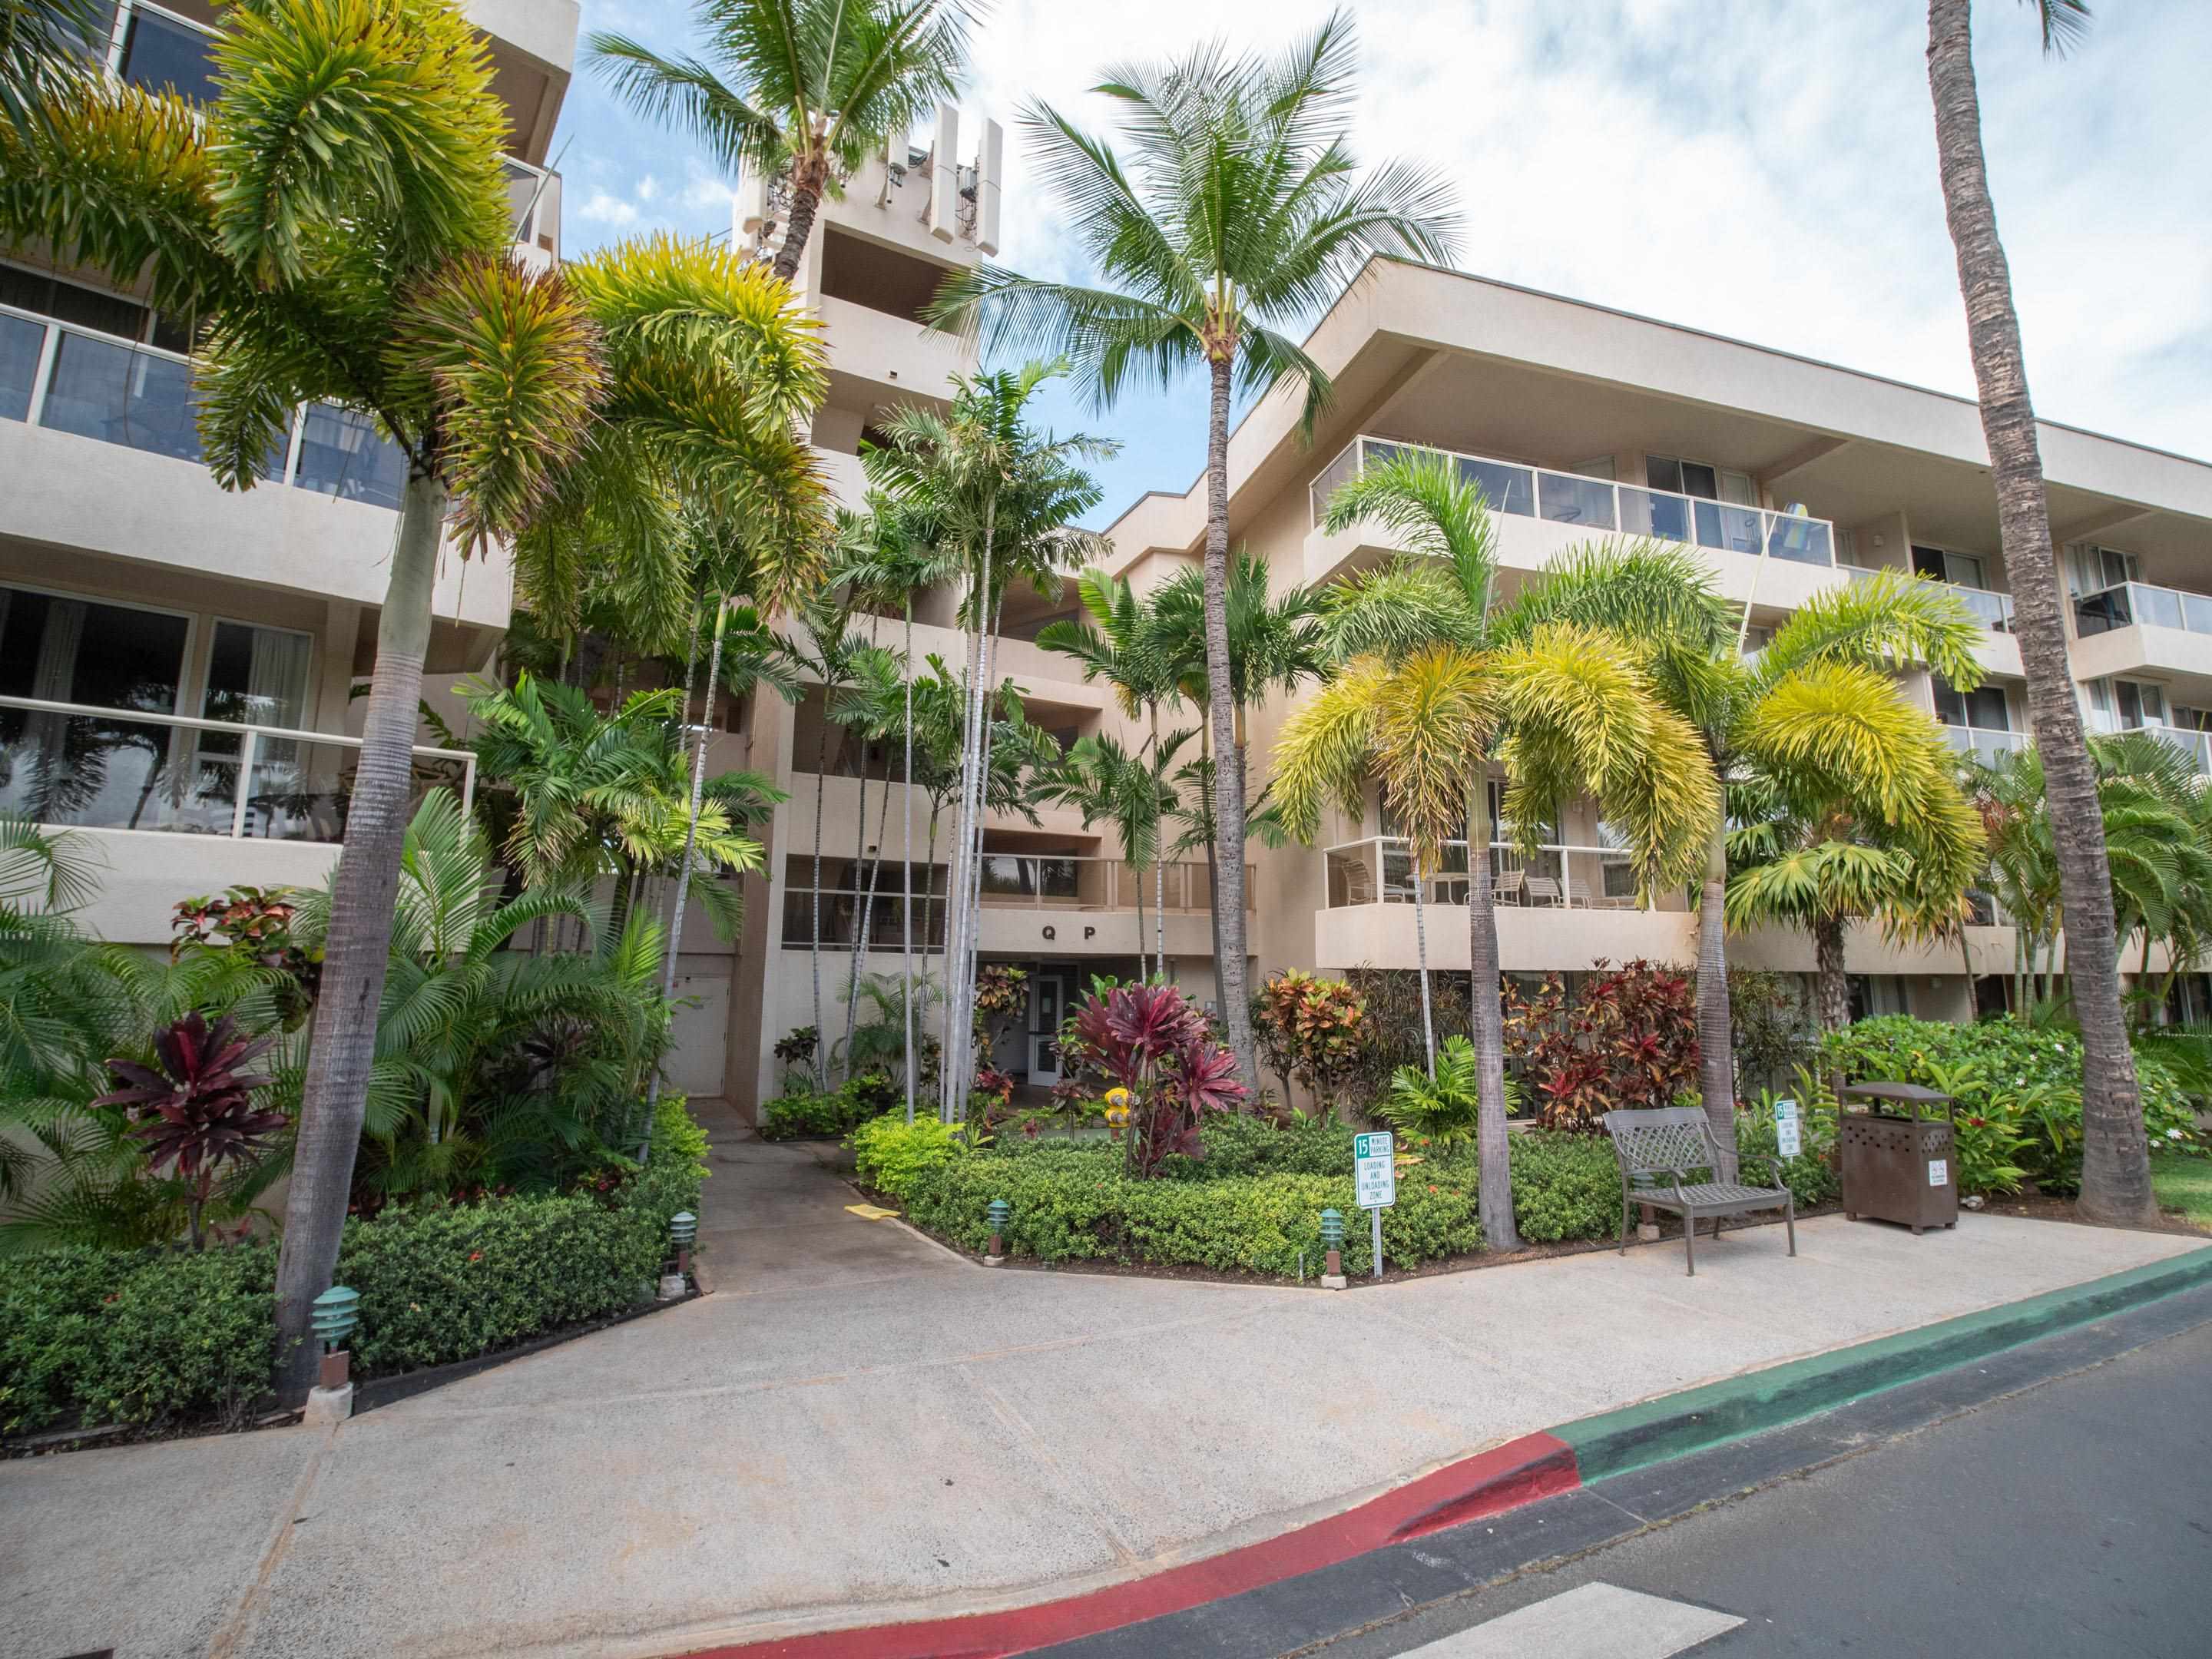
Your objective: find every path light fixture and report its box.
[311,1285,360,1388]
[1319,1209,1347,1291]
[986,1198,1010,1264]
[669,1210,697,1277]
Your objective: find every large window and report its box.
[0,584,207,830]
[1932,677,2009,731]
[1912,545,1987,588]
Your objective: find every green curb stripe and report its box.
[1558,1245,2212,1485]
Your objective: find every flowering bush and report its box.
[1504,959,1700,1133]
[1058,982,1248,1177]
[1250,970,1373,1119]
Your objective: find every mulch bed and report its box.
[1973,1188,2211,1240]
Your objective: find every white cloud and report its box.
[574,188,641,227]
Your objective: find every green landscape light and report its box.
[986,1198,1010,1261]
[1319,1209,1345,1247]
[311,1285,360,1352]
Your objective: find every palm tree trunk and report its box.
[1202,353,1257,1085]
[955,604,1006,1121]
[770,165,823,284]
[273,470,446,1404]
[847,755,896,1066]
[902,608,916,1124]
[1813,913,1851,1032]
[1133,836,1150,984]
[1465,783,1520,1251]
[945,524,996,1120]
[1412,849,1436,1076]
[1199,718,1224,995]
[941,590,987,1119]
[842,717,873,1078]
[810,706,832,1092]
[1695,819,1740,1179]
[1928,0,2152,1226]
[1151,704,1167,978]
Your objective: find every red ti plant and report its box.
[1063,982,1248,1177]
[94,1012,285,1249]
[1503,959,1700,1134]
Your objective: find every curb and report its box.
[673,1243,2212,1659]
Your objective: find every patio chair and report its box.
[1601,1107,1796,1277]
[1524,874,1564,908]
[1341,862,1377,906]
[1570,878,1634,911]
[1494,869,1525,905]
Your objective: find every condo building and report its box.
[6,15,2209,1119]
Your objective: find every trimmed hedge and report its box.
[0,1112,707,1437]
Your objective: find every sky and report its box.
[560,0,2212,528]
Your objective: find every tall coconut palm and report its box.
[1925,0,2151,1222]
[862,363,1112,1118]
[929,12,1459,1087]
[590,0,975,283]
[0,0,830,1396]
[1520,550,1985,1167]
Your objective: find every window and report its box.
[2066,544,2139,596]
[1911,545,1986,588]
[1932,677,2009,731]
[1847,975,1909,1021]
[0,584,204,830]
[293,405,407,509]
[0,263,190,351]
[2087,677,2166,733]
[117,3,220,104]
[1644,454,1757,506]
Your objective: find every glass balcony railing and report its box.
[1,302,410,508]
[1310,435,1834,567]
[2075,581,2212,639]
[1322,836,1688,912]
[0,694,474,841]
[781,854,1234,949]
[1940,725,2025,767]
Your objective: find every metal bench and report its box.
[1601,1107,1796,1276]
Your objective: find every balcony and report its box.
[2072,582,2212,686]
[1308,436,1836,575]
[1322,836,1688,913]
[0,694,473,841]
[1940,725,2026,767]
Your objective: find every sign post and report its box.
[1773,1098,1800,1160]
[1353,1131,1395,1280]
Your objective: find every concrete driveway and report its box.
[4,1119,2202,1659]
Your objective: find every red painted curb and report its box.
[674,1432,1581,1659]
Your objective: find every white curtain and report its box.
[218,624,313,830]
[23,598,84,785]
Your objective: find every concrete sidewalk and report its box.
[3,1135,2203,1659]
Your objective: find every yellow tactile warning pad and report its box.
[845,1203,900,1220]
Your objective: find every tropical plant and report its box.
[850,1109,966,1201]
[1923,0,2151,1224]
[1727,968,1814,1099]
[1502,961,1700,1134]
[171,886,321,1029]
[1379,1035,1491,1146]
[1058,982,1247,1177]
[1278,453,1722,1248]
[1250,969,1373,1121]
[0,0,833,1394]
[91,1013,284,1250]
[860,361,1114,1119]
[591,0,975,282]
[0,0,101,129]
[930,12,1459,1088]
[1515,543,1986,1171]
[1032,732,1187,983]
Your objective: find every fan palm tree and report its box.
[0,0,830,1396]
[1925,0,2151,1223]
[590,0,975,283]
[1286,453,1722,1249]
[861,362,1112,1118]
[929,12,1459,1086]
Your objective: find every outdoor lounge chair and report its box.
[1569,878,1634,911]
[1601,1107,1796,1277]
[1493,869,1525,905]
[1524,874,1564,907]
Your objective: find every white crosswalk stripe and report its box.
[1394,1581,1744,1657]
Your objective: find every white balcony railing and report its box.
[781,853,1233,950]
[1323,836,1688,912]
[1941,725,2026,767]
[0,694,473,843]
[2075,581,2212,639]
[1310,436,1836,568]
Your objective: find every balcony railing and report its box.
[782,854,1232,949]
[1845,564,2016,631]
[2075,581,2212,639]
[1941,725,2025,767]
[1323,836,1687,912]
[0,694,473,843]
[1310,436,1835,568]
[2,302,415,506]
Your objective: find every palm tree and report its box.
[1035,731,1188,982]
[1288,452,1722,1249]
[861,363,1112,1119]
[590,0,975,283]
[1925,0,2151,1223]
[788,587,875,1089]
[1512,549,1985,1169]
[0,0,101,128]
[831,642,912,1071]
[929,12,1459,1086]
[836,505,960,1120]
[1037,569,1184,973]
[0,2,830,1396]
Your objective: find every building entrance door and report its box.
[1027,970,1066,1087]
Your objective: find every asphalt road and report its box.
[1314,1319,2212,1659]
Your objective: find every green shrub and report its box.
[648,1091,711,1180]
[850,1112,967,1200]
[0,1157,704,1435]
[1161,1112,1356,1179]
[1733,1101,1843,1209]
[760,1088,867,1141]
[1508,1133,1621,1242]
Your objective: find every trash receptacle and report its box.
[1839,1081,1958,1235]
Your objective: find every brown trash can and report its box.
[1839,1081,1959,1235]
